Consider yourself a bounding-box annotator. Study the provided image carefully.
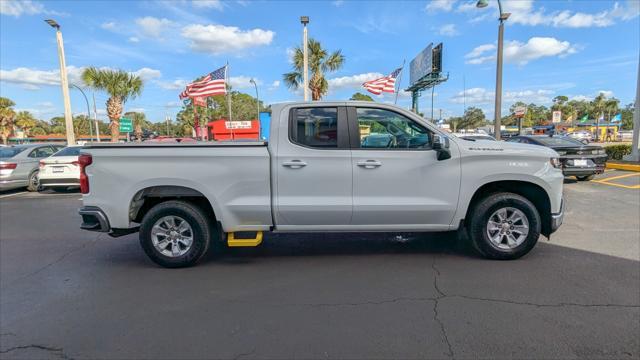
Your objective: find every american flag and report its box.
[179,66,227,99]
[362,67,402,95]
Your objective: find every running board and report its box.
[227,231,263,247]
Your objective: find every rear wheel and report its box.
[26,171,40,192]
[468,192,541,260]
[576,175,595,181]
[139,200,211,268]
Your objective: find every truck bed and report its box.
[81,142,273,232]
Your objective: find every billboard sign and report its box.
[225,121,252,129]
[552,111,562,123]
[410,43,433,86]
[119,118,132,133]
[409,43,443,86]
[514,106,526,118]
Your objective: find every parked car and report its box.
[0,143,64,191]
[617,130,633,142]
[567,130,593,144]
[79,101,564,268]
[38,145,83,191]
[452,133,496,141]
[506,135,606,181]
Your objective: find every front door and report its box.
[349,107,460,230]
[275,106,352,229]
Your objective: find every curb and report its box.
[606,162,640,172]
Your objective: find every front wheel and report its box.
[139,200,211,268]
[468,192,541,260]
[576,175,595,181]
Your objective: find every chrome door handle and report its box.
[357,160,382,168]
[282,160,307,168]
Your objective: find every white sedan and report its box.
[39,146,82,190]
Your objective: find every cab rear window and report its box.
[53,147,81,157]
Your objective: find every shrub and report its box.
[605,144,632,160]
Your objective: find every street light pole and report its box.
[301,16,310,102]
[92,92,101,142]
[624,56,640,162]
[250,79,260,122]
[476,0,509,140]
[70,84,93,142]
[45,19,75,145]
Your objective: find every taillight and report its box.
[39,160,46,169]
[0,163,17,170]
[78,154,93,194]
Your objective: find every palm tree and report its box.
[283,38,345,101]
[81,67,144,142]
[124,111,148,141]
[604,98,620,121]
[0,97,16,144]
[15,111,37,136]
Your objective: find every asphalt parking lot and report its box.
[1,171,639,359]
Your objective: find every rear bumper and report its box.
[79,206,111,232]
[40,178,80,187]
[550,199,564,234]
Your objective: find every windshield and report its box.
[0,147,27,158]
[52,146,82,157]
[535,136,585,146]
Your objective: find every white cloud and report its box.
[465,37,578,65]
[425,0,455,13]
[192,0,224,10]
[332,0,344,7]
[451,87,556,105]
[438,23,459,36]
[598,90,614,98]
[0,66,161,90]
[286,47,296,64]
[466,0,639,28]
[101,21,117,30]
[327,73,385,90]
[165,101,182,107]
[229,76,261,89]
[271,80,280,87]
[0,0,59,17]
[128,37,140,43]
[158,79,190,90]
[135,17,174,38]
[132,68,162,81]
[181,24,275,54]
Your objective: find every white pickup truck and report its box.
[78,101,564,268]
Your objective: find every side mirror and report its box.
[432,134,451,161]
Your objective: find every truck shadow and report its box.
[209,231,477,264]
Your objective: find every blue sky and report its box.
[1,0,638,123]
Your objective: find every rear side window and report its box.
[28,146,55,158]
[0,147,26,158]
[53,147,81,157]
[290,107,339,148]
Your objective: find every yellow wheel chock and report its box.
[227,231,263,247]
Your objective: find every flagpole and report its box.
[394,60,405,105]
[225,62,234,140]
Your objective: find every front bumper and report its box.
[550,199,564,234]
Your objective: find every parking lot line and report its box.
[592,172,640,189]
[0,191,28,199]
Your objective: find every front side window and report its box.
[356,108,430,149]
[290,107,338,148]
[29,146,55,158]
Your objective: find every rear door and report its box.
[348,106,460,229]
[274,106,352,228]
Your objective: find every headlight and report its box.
[556,151,566,156]
[594,149,606,155]
[550,157,562,168]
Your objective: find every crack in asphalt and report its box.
[233,346,257,360]
[432,259,454,359]
[449,295,640,309]
[0,344,73,360]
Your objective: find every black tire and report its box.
[468,192,541,260]
[139,200,211,268]
[576,175,595,181]
[26,171,40,192]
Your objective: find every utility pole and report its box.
[250,78,260,122]
[92,92,100,142]
[45,19,75,145]
[301,16,310,101]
